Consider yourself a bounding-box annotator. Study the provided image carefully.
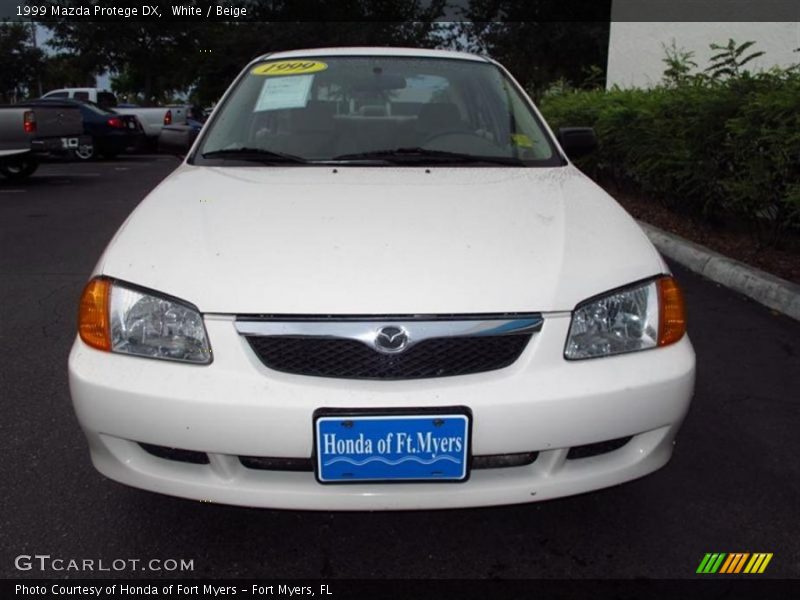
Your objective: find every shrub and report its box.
[539,68,800,247]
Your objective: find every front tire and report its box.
[0,157,39,181]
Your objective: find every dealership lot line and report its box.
[1,156,798,579]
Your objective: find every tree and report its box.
[189,1,447,105]
[455,0,612,99]
[45,18,202,104]
[0,22,44,102]
[42,0,447,106]
[40,53,99,90]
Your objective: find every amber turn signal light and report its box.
[657,276,686,346]
[78,277,111,351]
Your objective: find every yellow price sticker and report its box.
[251,60,328,76]
[510,133,535,148]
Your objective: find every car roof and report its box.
[255,47,491,64]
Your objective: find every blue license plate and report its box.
[315,412,471,483]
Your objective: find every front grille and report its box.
[245,334,531,380]
[238,453,538,472]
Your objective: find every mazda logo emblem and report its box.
[374,326,408,353]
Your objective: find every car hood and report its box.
[99,165,665,314]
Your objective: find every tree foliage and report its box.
[706,39,765,79]
[0,22,44,102]
[454,0,612,99]
[44,15,202,104]
[41,0,447,105]
[661,40,698,87]
[540,41,800,247]
[188,17,446,106]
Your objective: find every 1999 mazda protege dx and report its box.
[69,48,695,510]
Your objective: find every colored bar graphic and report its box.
[719,554,736,574]
[744,554,759,573]
[733,553,750,573]
[710,553,726,573]
[744,553,774,574]
[719,553,749,573]
[697,553,728,573]
[758,554,773,573]
[699,552,773,574]
[696,553,713,573]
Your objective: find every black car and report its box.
[24,98,145,160]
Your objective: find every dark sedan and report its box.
[24,98,145,160]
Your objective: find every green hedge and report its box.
[539,72,800,247]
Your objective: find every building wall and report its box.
[606,21,800,89]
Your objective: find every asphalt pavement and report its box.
[1,156,798,579]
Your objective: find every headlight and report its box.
[78,277,212,364]
[565,276,686,360]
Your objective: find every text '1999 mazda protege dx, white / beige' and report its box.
[69,47,695,510]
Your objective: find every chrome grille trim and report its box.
[234,314,543,353]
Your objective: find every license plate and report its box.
[60,137,79,149]
[315,410,471,483]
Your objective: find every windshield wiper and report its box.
[331,147,525,166]
[201,147,309,164]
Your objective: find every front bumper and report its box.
[68,314,695,510]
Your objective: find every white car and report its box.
[69,48,695,510]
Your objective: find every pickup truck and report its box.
[41,88,188,145]
[121,104,187,144]
[0,104,88,180]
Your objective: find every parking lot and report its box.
[1,155,798,579]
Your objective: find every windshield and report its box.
[193,56,563,167]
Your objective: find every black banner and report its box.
[4,579,800,600]
[0,0,798,23]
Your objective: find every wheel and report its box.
[74,140,95,161]
[0,157,39,181]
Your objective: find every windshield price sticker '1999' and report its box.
[252,61,329,77]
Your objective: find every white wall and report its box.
[607,21,800,89]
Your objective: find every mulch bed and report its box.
[606,185,800,285]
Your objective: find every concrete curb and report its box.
[638,220,800,322]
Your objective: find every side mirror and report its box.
[557,127,598,159]
[158,124,200,156]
